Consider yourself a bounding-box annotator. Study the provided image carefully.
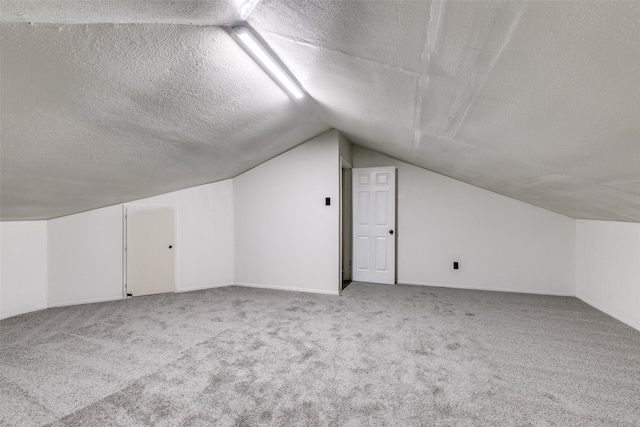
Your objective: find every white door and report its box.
[352,167,396,284]
[125,206,176,296]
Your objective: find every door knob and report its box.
[389,230,394,235]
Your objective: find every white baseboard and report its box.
[176,282,234,293]
[48,295,123,308]
[0,304,49,320]
[576,294,640,332]
[401,280,575,297]
[235,282,340,296]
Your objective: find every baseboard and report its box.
[0,304,49,320]
[576,294,640,332]
[176,282,234,293]
[3,296,125,318]
[235,282,340,296]
[401,280,575,297]
[47,295,123,308]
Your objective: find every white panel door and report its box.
[352,167,396,284]
[126,206,176,296]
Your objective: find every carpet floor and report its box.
[1,283,639,426]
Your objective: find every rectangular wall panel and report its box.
[357,236,369,270]
[376,237,387,271]
[358,192,369,225]
[376,191,388,225]
[358,174,370,185]
[376,173,389,185]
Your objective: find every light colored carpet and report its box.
[1,283,639,426]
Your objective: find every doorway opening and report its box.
[340,158,353,292]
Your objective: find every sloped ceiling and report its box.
[2,0,639,222]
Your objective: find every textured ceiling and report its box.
[2,1,640,222]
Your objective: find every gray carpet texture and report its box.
[1,283,639,426]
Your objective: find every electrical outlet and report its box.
[453,261,459,270]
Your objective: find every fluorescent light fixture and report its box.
[232,25,305,99]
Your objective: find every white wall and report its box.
[47,180,234,307]
[0,221,48,318]
[234,130,341,294]
[353,145,576,295]
[128,180,234,292]
[339,132,353,165]
[48,205,123,306]
[7,132,638,332]
[576,220,640,331]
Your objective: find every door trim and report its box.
[339,157,353,293]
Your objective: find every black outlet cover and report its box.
[453,261,459,270]
[325,197,331,206]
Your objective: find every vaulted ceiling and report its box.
[2,1,639,221]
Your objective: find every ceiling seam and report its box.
[259,29,423,78]
[440,3,528,140]
[412,0,445,157]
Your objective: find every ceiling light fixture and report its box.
[232,25,305,99]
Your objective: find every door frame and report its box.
[123,204,178,297]
[339,157,353,293]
